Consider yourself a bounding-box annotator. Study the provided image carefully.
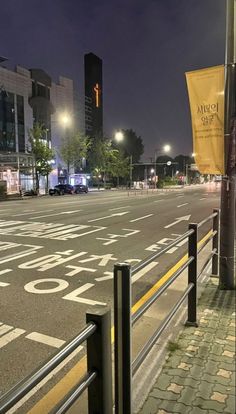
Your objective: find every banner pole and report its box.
[219,0,236,289]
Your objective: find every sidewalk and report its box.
[138,278,235,414]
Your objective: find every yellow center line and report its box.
[28,230,212,413]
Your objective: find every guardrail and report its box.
[0,309,112,414]
[0,209,220,414]
[113,208,220,414]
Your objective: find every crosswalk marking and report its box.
[26,332,65,348]
[0,321,66,350]
[0,282,10,287]
[0,324,13,336]
[0,269,12,275]
[0,328,26,348]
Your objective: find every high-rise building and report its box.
[84,53,103,138]
[0,62,79,193]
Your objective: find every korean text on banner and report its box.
[185,65,225,174]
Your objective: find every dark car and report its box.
[74,184,88,194]
[49,184,74,196]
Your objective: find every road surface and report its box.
[0,184,220,412]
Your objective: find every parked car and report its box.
[49,184,74,196]
[74,184,88,194]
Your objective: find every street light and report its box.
[163,144,171,153]
[154,144,171,186]
[60,113,72,127]
[114,130,133,188]
[114,131,124,142]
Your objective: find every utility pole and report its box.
[130,154,133,188]
[219,0,236,289]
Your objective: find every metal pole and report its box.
[185,164,188,185]
[212,208,220,276]
[86,309,112,414]
[130,155,133,188]
[154,149,157,189]
[219,0,236,289]
[186,223,198,327]
[114,263,132,414]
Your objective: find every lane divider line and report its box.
[130,214,154,223]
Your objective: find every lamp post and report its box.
[129,154,133,188]
[114,130,133,188]
[59,112,72,180]
[219,0,235,289]
[154,144,171,184]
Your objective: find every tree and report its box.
[28,123,54,192]
[114,129,144,163]
[87,138,130,186]
[104,145,130,185]
[86,137,107,173]
[60,132,89,174]
[174,155,192,174]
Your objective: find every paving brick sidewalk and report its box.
[138,279,236,414]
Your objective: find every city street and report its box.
[0,184,220,412]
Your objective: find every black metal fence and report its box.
[0,209,220,414]
[113,208,220,414]
[0,309,112,414]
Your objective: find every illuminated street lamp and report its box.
[154,144,172,185]
[114,130,133,188]
[60,113,71,127]
[114,130,124,143]
[163,144,171,153]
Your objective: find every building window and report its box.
[0,90,16,152]
[85,96,92,103]
[17,95,25,152]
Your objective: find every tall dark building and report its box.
[84,53,103,138]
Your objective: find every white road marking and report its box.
[153,199,164,203]
[0,220,106,241]
[165,247,177,254]
[95,271,113,281]
[0,249,40,264]
[176,238,188,247]
[130,214,154,223]
[96,237,117,245]
[12,210,54,217]
[164,215,191,229]
[26,332,65,348]
[6,346,83,414]
[88,212,129,222]
[177,203,189,208]
[63,283,107,306]
[30,210,81,219]
[0,328,26,348]
[132,261,159,283]
[0,269,12,275]
[199,198,206,200]
[109,206,131,211]
[0,324,13,336]
[0,282,10,287]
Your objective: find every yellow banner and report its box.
[185,65,225,174]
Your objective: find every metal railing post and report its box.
[114,262,132,414]
[86,309,112,414]
[186,223,198,327]
[212,208,220,276]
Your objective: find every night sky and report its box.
[0,0,226,159]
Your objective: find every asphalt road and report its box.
[0,184,220,412]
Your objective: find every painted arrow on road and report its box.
[88,212,129,223]
[164,215,191,229]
